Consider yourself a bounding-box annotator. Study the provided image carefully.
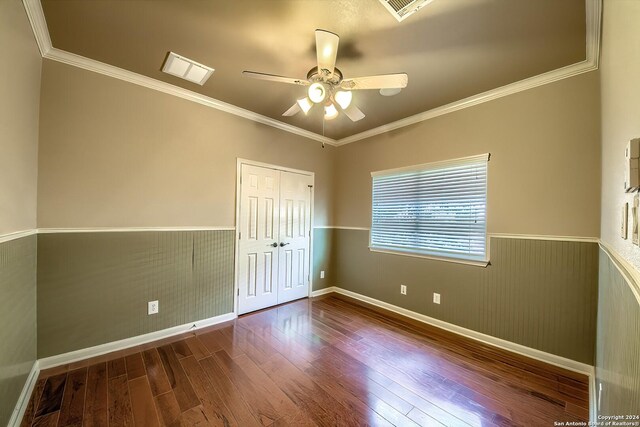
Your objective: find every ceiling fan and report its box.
[242,29,408,122]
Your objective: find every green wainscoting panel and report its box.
[333,229,599,364]
[312,227,335,291]
[37,231,234,358]
[0,235,37,426]
[596,248,640,416]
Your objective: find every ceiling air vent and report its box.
[162,52,214,85]
[378,0,434,22]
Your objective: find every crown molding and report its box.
[21,0,335,146]
[22,0,600,148]
[22,0,50,57]
[335,0,602,146]
[44,48,337,146]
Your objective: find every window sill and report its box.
[369,247,490,268]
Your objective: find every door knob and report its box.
[269,242,278,247]
[280,242,290,247]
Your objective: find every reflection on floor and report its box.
[22,294,589,426]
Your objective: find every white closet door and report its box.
[277,171,312,304]
[237,164,281,315]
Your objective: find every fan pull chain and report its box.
[322,115,325,148]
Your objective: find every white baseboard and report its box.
[310,286,339,297]
[323,286,593,376]
[8,360,40,427]
[38,312,236,370]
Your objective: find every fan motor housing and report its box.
[307,66,343,85]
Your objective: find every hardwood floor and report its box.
[22,294,590,426]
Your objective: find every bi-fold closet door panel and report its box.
[277,170,312,305]
[237,164,312,315]
[237,165,280,314]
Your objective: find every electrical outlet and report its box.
[433,293,441,304]
[320,270,325,279]
[148,300,159,315]
[400,285,407,295]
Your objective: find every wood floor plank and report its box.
[198,356,262,427]
[185,337,211,360]
[34,373,67,418]
[309,348,415,415]
[210,351,293,426]
[57,367,87,427]
[260,352,373,426]
[142,349,172,397]
[31,411,59,427]
[406,407,447,427]
[107,375,134,426]
[24,296,589,426]
[565,401,590,419]
[156,344,200,412]
[236,321,324,367]
[154,391,181,427]
[20,377,46,427]
[179,406,211,427]
[170,340,193,359]
[125,353,146,380]
[219,325,275,365]
[304,362,408,427]
[179,356,238,426]
[196,331,224,354]
[128,376,160,427]
[184,336,210,360]
[272,410,318,427]
[107,358,126,379]
[83,362,108,427]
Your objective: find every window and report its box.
[370,154,489,266]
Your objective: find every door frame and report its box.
[233,158,315,316]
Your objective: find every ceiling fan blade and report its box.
[343,104,366,122]
[282,102,301,117]
[242,71,309,86]
[340,73,408,90]
[315,29,339,78]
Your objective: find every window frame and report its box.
[369,154,490,267]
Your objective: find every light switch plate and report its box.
[622,203,629,239]
[633,196,639,246]
[625,139,640,192]
[433,293,440,304]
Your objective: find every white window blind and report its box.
[371,154,489,264]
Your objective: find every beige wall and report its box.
[0,0,41,235]
[335,72,601,237]
[600,0,640,269]
[37,60,336,228]
[596,0,640,418]
[0,1,40,424]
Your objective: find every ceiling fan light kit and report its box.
[334,90,353,109]
[243,29,407,125]
[308,82,327,103]
[296,97,313,115]
[324,103,339,120]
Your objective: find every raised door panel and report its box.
[238,165,280,314]
[277,171,312,304]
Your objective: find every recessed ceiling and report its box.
[40,0,586,140]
